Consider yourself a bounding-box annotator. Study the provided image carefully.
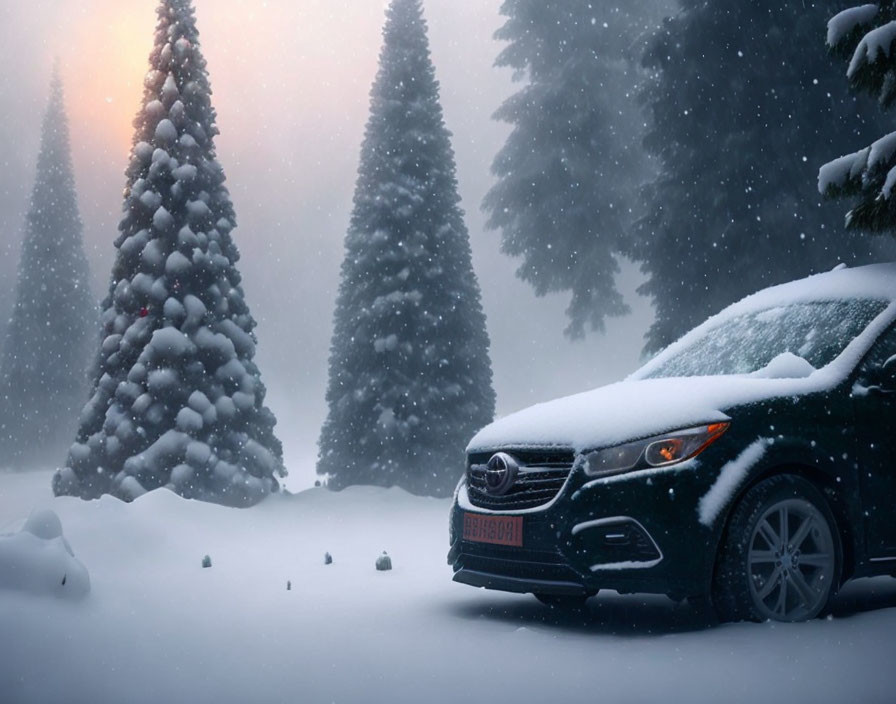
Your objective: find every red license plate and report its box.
[463,512,523,547]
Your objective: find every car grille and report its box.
[466,448,575,511]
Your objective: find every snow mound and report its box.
[0,509,90,600]
[749,352,816,379]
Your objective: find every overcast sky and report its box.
[0,0,658,489]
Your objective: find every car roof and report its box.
[722,262,896,311]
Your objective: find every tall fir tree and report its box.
[0,67,94,468]
[637,0,891,354]
[53,0,284,506]
[819,2,896,233]
[483,1,661,339]
[318,0,495,497]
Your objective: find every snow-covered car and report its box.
[448,263,896,622]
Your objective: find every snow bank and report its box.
[0,472,895,704]
[0,509,89,600]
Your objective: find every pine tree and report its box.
[483,1,659,339]
[52,0,284,506]
[819,2,896,233]
[318,0,495,498]
[637,0,890,354]
[0,68,94,468]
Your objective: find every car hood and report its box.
[466,373,839,454]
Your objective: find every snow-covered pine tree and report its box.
[637,0,890,354]
[318,0,495,498]
[483,1,662,339]
[53,0,284,506]
[0,67,94,468]
[819,2,896,233]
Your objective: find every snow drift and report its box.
[0,471,894,704]
[0,508,89,600]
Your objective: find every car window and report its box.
[644,299,888,378]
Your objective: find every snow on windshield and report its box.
[643,299,888,378]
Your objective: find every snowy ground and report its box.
[1,471,895,704]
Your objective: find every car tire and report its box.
[534,593,592,610]
[712,474,841,623]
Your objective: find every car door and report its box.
[852,321,896,558]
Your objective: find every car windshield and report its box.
[642,299,888,379]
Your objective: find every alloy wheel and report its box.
[746,497,836,621]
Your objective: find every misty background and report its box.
[0,0,663,489]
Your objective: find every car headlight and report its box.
[583,423,729,478]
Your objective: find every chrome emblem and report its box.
[485,452,519,496]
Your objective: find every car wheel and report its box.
[713,474,841,623]
[534,593,592,610]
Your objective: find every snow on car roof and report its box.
[633,262,896,381]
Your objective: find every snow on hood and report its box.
[469,264,896,454]
[468,375,783,453]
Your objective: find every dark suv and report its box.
[448,263,896,622]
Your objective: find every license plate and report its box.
[463,512,523,547]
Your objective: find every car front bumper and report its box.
[448,460,720,600]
